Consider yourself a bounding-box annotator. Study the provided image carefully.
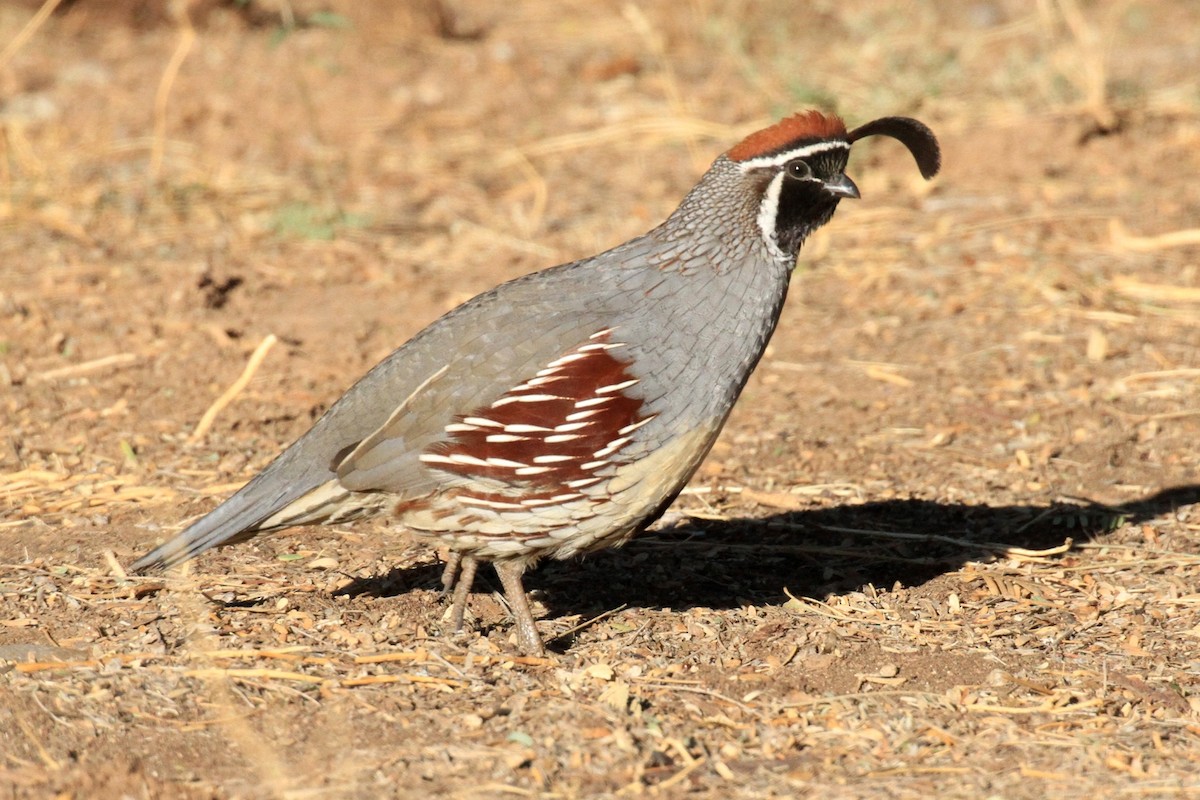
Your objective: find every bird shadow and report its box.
[334,485,1200,628]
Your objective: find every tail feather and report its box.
[131,472,305,572]
[129,471,365,572]
[255,479,390,531]
[130,327,457,573]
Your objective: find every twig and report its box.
[203,648,332,665]
[508,149,548,238]
[678,483,863,498]
[1100,404,1200,423]
[30,353,138,382]
[1118,369,1200,383]
[340,674,467,688]
[862,365,915,387]
[189,334,278,443]
[1109,219,1200,253]
[869,766,974,777]
[637,682,757,714]
[816,524,1074,558]
[1112,275,1200,304]
[103,550,128,580]
[0,0,64,71]
[493,117,738,167]
[353,650,555,668]
[354,650,430,665]
[14,712,60,770]
[620,4,701,170]
[965,698,1104,714]
[651,755,706,793]
[548,603,629,645]
[183,667,327,685]
[781,689,945,709]
[149,3,197,181]
[1054,0,1117,130]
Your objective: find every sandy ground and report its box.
[2,1,1200,797]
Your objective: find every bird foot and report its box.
[447,554,478,633]
[493,560,546,657]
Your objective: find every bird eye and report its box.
[786,160,813,180]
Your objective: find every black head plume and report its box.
[847,116,941,180]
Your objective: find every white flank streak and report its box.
[462,496,524,510]
[589,328,614,339]
[492,393,564,407]
[545,433,583,443]
[515,466,553,476]
[548,352,590,366]
[444,422,479,433]
[580,460,608,470]
[463,416,503,428]
[617,416,656,435]
[504,423,552,433]
[578,342,621,352]
[736,140,850,171]
[565,409,602,422]
[555,421,591,432]
[419,453,455,465]
[486,434,529,443]
[486,457,527,468]
[449,453,492,468]
[520,492,584,507]
[565,476,603,488]
[593,437,630,458]
[596,378,638,395]
[258,480,348,528]
[511,374,568,392]
[533,454,574,464]
[574,396,611,409]
[535,365,563,377]
[757,171,787,262]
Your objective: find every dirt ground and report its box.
[2,1,1200,797]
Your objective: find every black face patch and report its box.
[773,178,839,257]
[771,149,850,257]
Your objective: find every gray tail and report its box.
[129,471,355,573]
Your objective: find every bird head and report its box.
[726,111,941,262]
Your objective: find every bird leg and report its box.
[493,560,545,656]
[440,550,462,593]
[447,554,478,633]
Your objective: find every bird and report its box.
[131,110,940,655]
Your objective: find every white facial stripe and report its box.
[736,140,850,172]
[757,171,787,262]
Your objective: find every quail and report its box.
[131,111,941,655]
